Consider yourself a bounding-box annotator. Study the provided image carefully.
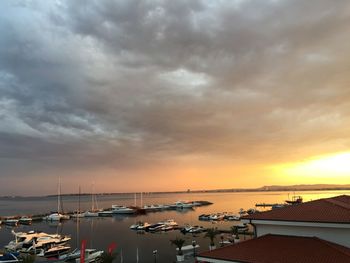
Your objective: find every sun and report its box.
[271,152,350,183]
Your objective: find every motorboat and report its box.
[37,244,71,258]
[18,217,32,225]
[209,213,225,221]
[198,214,211,221]
[75,249,104,263]
[5,230,50,251]
[130,221,151,230]
[59,248,81,261]
[148,223,165,232]
[148,219,178,232]
[3,219,18,226]
[224,214,240,221]
[175,201,194,209]
[19,234,71,253]
[0,252,20,263]
[111,205,136,214]
[181,224,205,234]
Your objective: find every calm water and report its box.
[1,190,349,262]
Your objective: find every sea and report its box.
[1,190,349,262]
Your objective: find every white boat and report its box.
[0,252,20,263]
[177,244,200,251]
[130,221,151,230]
[6,230,49,251]
[111,205,136,214]
[59,248,81,261]
[75,249,104,263]
[175,201,194,209]
[24,235,71,253]
[83,211,99,217]
[18,217,32,225]
[6,230,71,253]
[43,212,65,221]
[37,244,71,258]
[3,219,18,226]
[44,177,70,221]
[148,219,178,232]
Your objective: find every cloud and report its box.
[0,0,350,194]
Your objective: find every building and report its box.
[241,195,350,247]
[197,195,350,262]
[196,234,350,263]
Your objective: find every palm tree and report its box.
[230,225,239,238]
[204,227,219,247]
[230,225,241,243]
[170,237,186,255]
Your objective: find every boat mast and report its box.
[57,177,61,213]
[91,182,94,211]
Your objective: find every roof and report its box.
[197,234,350,263]
[242,195,350,223]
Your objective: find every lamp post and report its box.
[192,240,196,257]
[153,250,157,263]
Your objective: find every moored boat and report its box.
[37,244,71,258]
[3,219,19,226]
[111,205,136,214]
[19,217,32,225]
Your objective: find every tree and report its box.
[170,237,186,255]
[204,227,219,246]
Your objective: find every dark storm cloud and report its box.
[1,0,350,192]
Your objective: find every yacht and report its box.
[98,210,113,217]
[111,205,136,214]
[37,244,71,258]
[6,230,71,252]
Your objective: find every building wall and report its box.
[256,224,350,247]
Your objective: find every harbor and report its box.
[1,190,348,262]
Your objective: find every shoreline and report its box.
[1,185,350,199]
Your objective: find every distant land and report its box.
[1,184,350,198]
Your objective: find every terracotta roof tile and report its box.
[197,234,350,263]
[242,195,350,223]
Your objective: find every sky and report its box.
[0,0,350,196]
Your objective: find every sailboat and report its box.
[72,186,85,218]
[84,183,100,217]
[43,177,70,221]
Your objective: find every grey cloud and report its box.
[0,0,350,194]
